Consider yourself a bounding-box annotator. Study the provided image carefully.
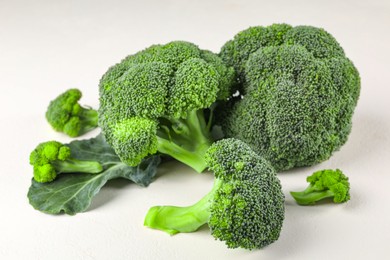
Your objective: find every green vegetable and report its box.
[144,138,284,250]
[99,41,236,172]
[28,134,161,215]
[218,24,360,171]
[46,88,98,137]
[290,169,350,205]
[29,140,103,183]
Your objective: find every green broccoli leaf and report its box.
[66,133,122,165]
[27,134,161,215]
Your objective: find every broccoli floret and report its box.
[290,169,350,205]
[217,24,360,171]
[29,141,103,183]
[99,41,236,172]
[46,89,98,137]
[144,138,285,249]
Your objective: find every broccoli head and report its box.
[99,41,236,172]
[29,141,103,183]
[46,89,98,137]
[290,169,350,205]
[218,24,360,171]
[144,138,285,250]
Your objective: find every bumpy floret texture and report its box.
[205,139,285,249]
[110,117,158,165]
[29,141,71,182]
[218,24,360,171]
[220,24,292,83]
[99,41,235,166]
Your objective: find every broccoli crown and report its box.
[205,138,284,249]
[218,24,361,171]
[144,138,284,250]
[29,141,71,182]
[29,141,103,183]
[46,89,98,137]
[99,41,236,167]
[290,169,350,205]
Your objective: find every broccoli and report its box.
[29,141,103,183]
[290,169,350,205]
[144,138,285,249]
[217,24,361,171]
[99,41,235,172]
[46,89,98,137]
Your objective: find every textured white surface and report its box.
[1,0,389,259]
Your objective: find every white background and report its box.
[1,0,389,259]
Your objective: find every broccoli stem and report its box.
[79,108,99,134]
[157,109,213,173]
[290,190,334,205]
[52,159,103,174]
[144,179,222,234]
[157,137,210,173]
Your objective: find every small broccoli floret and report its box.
[144,139,285,250]
[217,24,360,171]
[290,169,350,205]
[110,117,158,166]
[29,141,103,183]
[46,89,98,137]
[99,41,236,172]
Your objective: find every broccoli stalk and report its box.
[51,159,102,174]
[29,141,103,183]
[144,139,285,250]
[156,110,212,173]
[46,89,98,137]
[145,178,221,235]
[290,169,350,205]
